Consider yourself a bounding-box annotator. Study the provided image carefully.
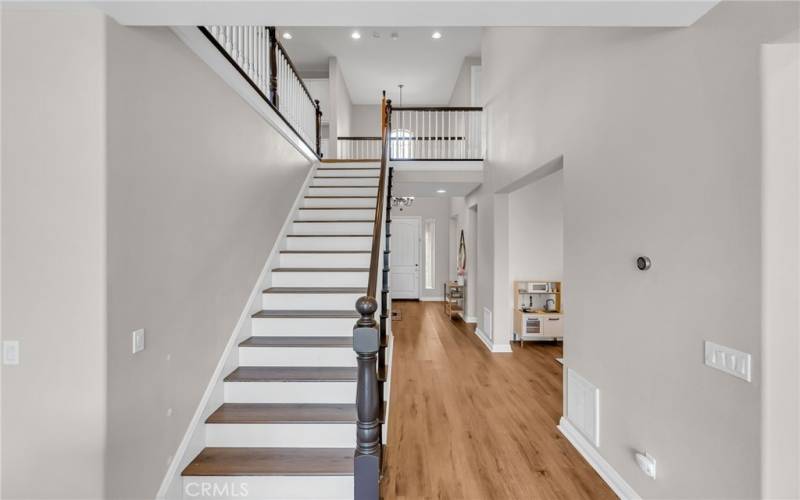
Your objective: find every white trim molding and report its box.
[420,296,445,302]
[474,328,513,353]
[558,417,641,500]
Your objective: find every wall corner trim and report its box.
[558,417,641,500]
[474,328,513,353]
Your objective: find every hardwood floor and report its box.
[382,301,615,500]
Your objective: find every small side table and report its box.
[444,281,465,320]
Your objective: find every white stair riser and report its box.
[182,476,352,500]
[279,252,369,268]
[286,236,371,251]
[205,423,356,447]
[224,381,356,403]
[272,271,368,287]
[291,222,374,234]
[313,177,378,186]
[296,209,375,220]
[239,347,356,367]
[317,167,379,177]
[262,292,363,310]
[308,187,376,196]
[303,197,376,208]
[252,317,355,336]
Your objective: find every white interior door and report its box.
[391,217,420,299]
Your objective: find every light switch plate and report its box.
[3,341,19,365]
[132,329,145,354]
[704,341,751,382]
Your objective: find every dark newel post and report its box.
[315,99,323,158]
[353,296,381,500]
[267,27,279,107]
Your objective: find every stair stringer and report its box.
[155,161,319,500]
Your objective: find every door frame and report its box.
[391,215,422,300]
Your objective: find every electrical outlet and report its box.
[132,329,145,354]
[3,341,19,365]
[704,341,751,382]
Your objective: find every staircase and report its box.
[181,162,382,500]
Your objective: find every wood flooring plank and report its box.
[381,301,615,500]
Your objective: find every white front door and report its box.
[391,217,420,299]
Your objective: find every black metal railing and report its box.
[199,25,323,157]
[338,136,383,160]
[353,93,392,499]
[389,106,483,160]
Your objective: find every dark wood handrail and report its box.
[392,106,482,111]
[366,99,391,298]
[339,136,382,141]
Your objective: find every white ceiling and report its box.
[91,1,719,28]
[279,27,480,105]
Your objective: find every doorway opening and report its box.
[390,216,421,299]
[508,169,564,360]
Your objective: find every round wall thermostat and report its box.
[636,256,652,271]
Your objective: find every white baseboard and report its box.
[558,417,640,500]
[156,163,318,500]
[420,295,444,301]
[474,328,512,353]
[464,315,478,323]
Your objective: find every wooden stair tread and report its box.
[253,310,359,318]
[298,207,374,210]
[263,286,366,293]
[280,250,370,253]
[305,195,376,198]
[271,267,368,272]
[206,403,357,424]
[287,234,372,237]
[182,447,354,476]
[239,336,352,348]
[225,366,358,382]
[294,220,374,223]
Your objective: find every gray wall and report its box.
[105,23,309,499]
[480,2,799,497]
[1,10,108,499]
[508,170,563,283]
[393,197,451,299]
[448,56,481,106]
[2,11,311,499]
[350,104,381,137]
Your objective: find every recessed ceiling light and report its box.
[432,31,442,39]
[436,189,447,194]
[351,31,361,40]
[282,32,292,40]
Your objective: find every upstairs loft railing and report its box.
[352,94,392,500]
[389,106,483,161]
[199,26,323,158]
[338,136,382,160]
